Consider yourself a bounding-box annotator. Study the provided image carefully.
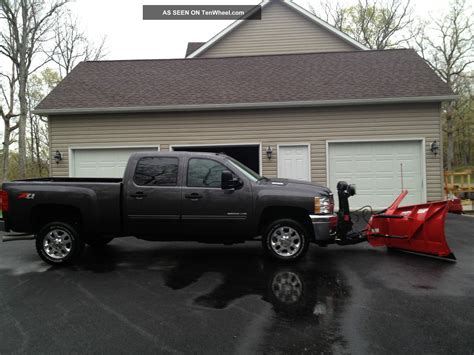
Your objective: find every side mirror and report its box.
[221,170,243,190]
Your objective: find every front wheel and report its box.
[262,218,309,261]
[35,222,84,265]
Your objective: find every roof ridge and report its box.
[84,48,412,64]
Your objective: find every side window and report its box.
[187,158,227,188]
[134,157,179,186]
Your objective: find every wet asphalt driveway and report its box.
[0,214,473,354]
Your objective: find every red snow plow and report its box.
[335,182,455,261]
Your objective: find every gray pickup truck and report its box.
[0,152,337,265]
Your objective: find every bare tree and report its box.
[414,0,474,170]
[27,67,60,176]
[0,0,68,178]
[310,0,417,49]
[0,63,19,179]
[51,13,106,78]
[309,1,347,31]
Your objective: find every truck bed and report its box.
[2,179,123,236]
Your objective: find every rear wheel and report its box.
[35,222,84,265]
[262,218,309,261]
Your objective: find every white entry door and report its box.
[278,145,310,181]
[71,147,158,177]
[328,140,424,209]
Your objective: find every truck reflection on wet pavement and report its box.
[0,214,473,354]
[162,251,350,353]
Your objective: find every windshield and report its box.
[226,157,261,182]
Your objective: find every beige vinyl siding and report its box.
[49,103,443,201]
[197,1,356,58]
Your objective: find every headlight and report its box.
[314,195,334,214]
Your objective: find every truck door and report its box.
[181,157,253,239]
[124,156,182,238]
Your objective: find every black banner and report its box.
[143,5,262,20]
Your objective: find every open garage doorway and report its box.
[171,144,261,174]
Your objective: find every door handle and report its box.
[185,193,202,200]
[130,191,146,199]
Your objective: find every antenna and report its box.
[400,163,404,191]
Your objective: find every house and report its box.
[34,0,456,209]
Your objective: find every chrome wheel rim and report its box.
[43,228,73,260]
[271,271,303,304]
[270,226,302,257]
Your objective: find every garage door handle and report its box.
[130,192,146,199]
[185,193,202,200]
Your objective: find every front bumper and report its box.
[309,214,338,242]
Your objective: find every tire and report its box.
[86,237,114,248]
[35,222,85,266]
[262,218,309,261]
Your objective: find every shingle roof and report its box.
[35,49,455,115]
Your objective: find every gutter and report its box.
[33,95,459,116]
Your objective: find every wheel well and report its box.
[31,204,82,233]
[259,206,314,239]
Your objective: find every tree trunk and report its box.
[18,67,27,179]
[29,115,35,172]
[445,111,454,171]
[2,120,11,181]
[34,120,43,175]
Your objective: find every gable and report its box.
[191,0,361,58]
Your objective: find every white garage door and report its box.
[278,145,310,181]
[328,141,424,209]
[71,147,158,177]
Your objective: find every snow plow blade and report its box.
[366,191,455,260]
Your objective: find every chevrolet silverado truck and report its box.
[0,152,337,265]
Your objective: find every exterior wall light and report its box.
[54,150,62,164]
[266,146,273,160]
[430,141,440,156]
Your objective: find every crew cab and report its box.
[0,152,337,265]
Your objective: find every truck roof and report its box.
[130,151,228,159]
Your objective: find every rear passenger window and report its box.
[134,157,179,186]
[187,158,226,188]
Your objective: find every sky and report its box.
[67,0,454,61]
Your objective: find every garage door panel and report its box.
[99,167,116,177]
[334,159,355,170]
[373,160,394,172]
[374,177,395,189]
[328,141,424,209]
[72,147,158,177]
[354,161,372,171]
